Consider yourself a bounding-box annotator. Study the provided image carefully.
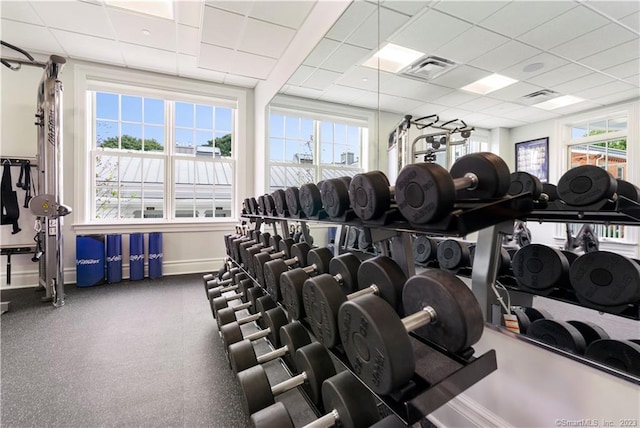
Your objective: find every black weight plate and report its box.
[291,242,311,268]
[217,307,238,328]
[269,235,281,249]
[295,342,337,409]
[239,278,254,304]
[321,179,351,218]
[508,172,542,199]
[258,195,267,215]
[285,187,301,216]
[567,320,610,347]
[557,165,617,206]
[321,371,381,428]
[256,295,277,331]
[403,269,484,353]
[238,365,274,415]
[560,250,579,267]
[300,183,323,217]
[523,307,553,322]
[527,319,587,354]
[437,239,470,271]
[358,256,406,312]
[357,229,371,251]
[339,294,414,396]
[586,340,640,376]
[542,183,559,201]
[413,235,437,264]
[616,179,640,202]
[570,251,640,306]
[254,252,275,287]
[229,339,258,374]
[395,163,456,224]
[263,307,288,347]
[307,247,332,275]
[248,197,259,214]
[278,238,295,258]
[280,268,311,320]
[271,189,287,216]
[265,195,276,215]
[349,171,392,221]
[450,152,511,199]
[512,244,569,291]
[279,321,312,373]
[329,253,361,294]
[250,402,294,428]
[304,274,348,348]
[264,259,288,302]
[247,286,265,315]
[512,307,531,334]
[221,322,244,349]
[212,296,230,315]
[346,227,359,249]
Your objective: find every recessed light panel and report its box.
[362,43,425,74]
[106,0,174,20]
[461,74,518,94]
[533,95,584,110]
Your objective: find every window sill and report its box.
[72,219,240,235]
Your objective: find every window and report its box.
[91,90,235,220]
[268,111,366,191]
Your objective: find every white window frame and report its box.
[73,64,250,234]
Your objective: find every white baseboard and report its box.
[428,393,512,428]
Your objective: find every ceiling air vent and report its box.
[521,89,558,105]
[398,56,456,82]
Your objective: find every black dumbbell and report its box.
[243,236,284,277]
[413,235,438,264]
[526,319,589,354]
[253,240,302,287]
[557,165,618,206]
[207,272,248,301]
[304,256,407,349]
[567,320,610,347]
[263,247,333,302]
[220,306,289,350]
[228,321,311,374]
[349,170,399,221]
[508,171,547,202]
[237,342,337,415]
[285,187,302,217]
[395,152,511,224]
[239,233,274,269]
[585,339,640,376]
[271,189,289,216]
[216,294,277,331]
[257,194,276,216]
[250,371,380,428]
[320,177,352,218]
[570,251,640,313]
[509,306,553,334]
[469,245,511,275]
[211,283,267,317]
[299,181,325,217]
[511,244,571,295]
[339,269,484,395]
[244,197,259,215]
[280,252,360,321]
[202,258,231,285]
[230,234,258,264]
[204,267,241,297]
[542,183,559,201]
[436,239,471,272]
[617,179,640,203]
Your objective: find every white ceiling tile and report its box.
[0,19,66,55]
[500,106,548,121]
[516,109,561,123]
[284,85,324,99]
[230,50,277,80]
[469,41,542,73]
[279,84,291,93]
[518,6,609,50]
[177,54,226,83]
[526,64,594,88]
[550,23,637,61]
[381,1,430,17]
[433,1,508,23]
[351,91,381,110]
[319,85,372,105]
[623,74,639,85]
[378,74,454,101]
[476,117,527,129]
[457,97,504,112]
[408,102,447,117]
[461,112,495,125]
[586,1,640,20]
[320,43,370,73]
[430,65,489,89]
[347,7,410,49]
[431,91,480,108]
[120,43,177,74]
[574,81,638,100]
[434,26,510,64]
[378,94,425,113]
[326,1,377,42]
[619,11,639,32]
[390,9,472,54]
[223,74,259,88]
[175,1,203,27]
[303,38,341,68]
[303,68,342,91]
[249,1,315,29]
[552,73,617,94]
[482,102,527,117]
[1,1,42,24]
[30,0,114,39]
[50,29,124,65]
[334,66,380,91]
[205,1,252,16]
[501,53,570,81]
[591,88,640,105]
[488,82,546,103]
[198,43,234,72]
[238,18,295,58]
[479,1,577,38]
[109,9,177,51]
[548,100,604,115]
[580,39,640,69]
[287,65,315,86]
[177,24,199,56]
[201,6,244,49]
[437,106,474,122]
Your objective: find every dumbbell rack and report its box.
[237,194,535,425]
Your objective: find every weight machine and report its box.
[2,41,71,307]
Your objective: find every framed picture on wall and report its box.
[515,137,549,183]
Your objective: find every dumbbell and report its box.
[204,267,241,298]
[299,182,324,217]
[253,240,302,286]
[349,170,399,221]
[263,247,333,303]
[542,183,559,201]
[508,171,547,202]
[339,269,484,395]
[207,272,248,301]
[567,321,610,347]
[239,233,274,267]
[617,179,640,203]
[304,256,407,349]
[526,319,590,354]
[280,252,360,321]
[250,371,380,428]
[237,342,337,415]
[202,258,231,285]
[271,189,289,216]
[560,250,579,267]
[243,236,287,277]
[469,245,511,275]
[413,235,438,265]
[285,187,302,217]
[585,339,640,376]
[557,165,618,206]
[230,233,260,264]
[511,244,571,294]
[395,152,511,224]
[220,306,289,350]
[320,177,352,218]
[216,293,277,331]
[228,321,311,374]
[436,239,471,272]
[211,282,266,316]
[509,306,553,334]
[258,194,276,216]
[569,251,640,313]
[244,197,259,215]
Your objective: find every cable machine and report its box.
[2,41,71,307]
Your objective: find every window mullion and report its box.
[167,100,174,220]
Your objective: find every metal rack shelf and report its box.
[523,196,640,225]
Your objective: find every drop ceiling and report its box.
[0,0,638,129]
